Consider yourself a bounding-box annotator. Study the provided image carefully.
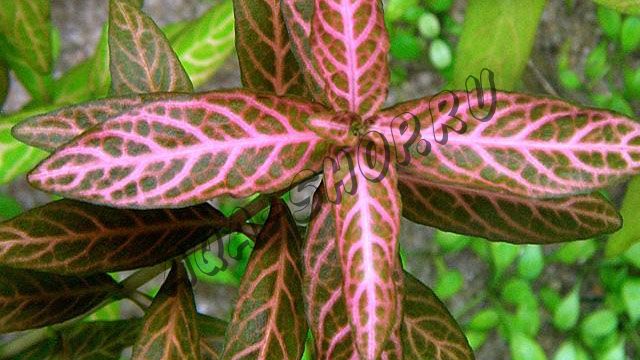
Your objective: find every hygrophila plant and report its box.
[2,0,640,359]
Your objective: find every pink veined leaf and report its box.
[27,90,329,209]
[371,91,640,198]
[329,146,402,360]
[398,171,621,244]
[12,96,144,152]
[310,0,390,118]
[222,199,307,360]
[232,0,308,96]
[281,0,327,103]
[108,0,193,94]
[303,185,403,359]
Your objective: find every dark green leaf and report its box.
[132,262,200,360]
[0,60,7,109]
[198,315,227,360]
[0,267,119,333]
[108,0,193,95]
[0,199,225,275]
[56,320,141,359]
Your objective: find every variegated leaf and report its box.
[232,0,308,96]
[281,0,327,103]
[222,200,306,360]
[0,199,225,275]
[108,0,193,94]
[54,319,142,360]
[398,172,621,244]
[12,96,144,152]
[0,267,119,333]
[28,90,328,208]
[132,262,200,360]
[330,147,402,360]
[402,272,474,360]
[310,0,389,118]
[198,314,227,360]
[0,0,51,74]
[371,91,640,198]
[171,0,235,88]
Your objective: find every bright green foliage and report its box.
[553,285,580,331]
[592,0,640,15]
[620,16,640,53]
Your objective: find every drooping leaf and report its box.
[304,184,403,359]
[281,0,327,103]
[1,106,57,185]
[222,200,307,360]
[28,90,328,208]
[0,0,51,74]
[198,314,227,360]
[310,0,390,118]
[402,272,474,360]
[53,319,142,360]
[0,199,225,275]
[108,0,193,95]
[372,90,640,198]
[132,262,200,360]
[232,0,308,96]
[452,0,545,90]
[606,176,640,257]
[330,148,402,359]
[0,267,119,333]
[0,0,53,102]
[592,0,640,15]
[171,0,235,88]
[398,172,621,243]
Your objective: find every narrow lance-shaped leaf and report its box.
[108,0,193,95]
[132,262,200,360]
[171,0,235,88]
[398,172,621,244]
[330,147,402,360]
[222,199,307,360]
[304,185,403,359]
[28,90,328,208]
[310,0,389,118]
[281,0,327,103]
[0,199,226,275]
[402,272,474,360]
[232,0,308,96]
[0,267,120,333]
[371,91,640,198]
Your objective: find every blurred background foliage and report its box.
[0,0,640,359]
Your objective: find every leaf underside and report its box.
[0,199,225,275]
[222,200,307,360]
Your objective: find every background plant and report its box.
[1,0,640,360]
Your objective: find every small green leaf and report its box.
[592,0,640,15]
[624,66,640,99]
[597,6,622,38]
[418,12,440,39]
[585,42,610,81]
[540,287,562,313]
[434,269,464,300]
[580,309,618,341]
[558,69,582,90]
[553,341,589,360]
[502,278,534,306]
[390,30,422,60]
[621,278,640,323]
[510,333,547,360]
[428,0,454,13]
[553,285,581,331]
[490,242,519,276]
[515,301,541,336]
[0,194,22,220]
[385,0,418,22]
[600,337,626,360]
[435,231,471,253]
[429,38,452,69]
[518,245,544,280]
[624,242,640,269]
[606,176,640,257]
[465,329,487,351]
[553,239,597,264]
[468,308,500,331]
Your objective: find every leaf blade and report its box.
[310,0,389,118]
[372,91,640,198]
[0,199,225,275]
[27,90,328,208]
[132,262,200,360]
[0,267,119,333]
[398,172,621,244]
[222,199,307,360]
[108,0,193,94]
